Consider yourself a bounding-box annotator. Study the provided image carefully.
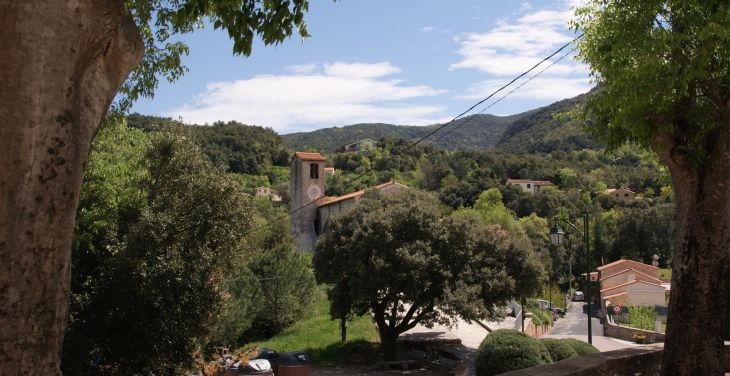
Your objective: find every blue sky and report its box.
[133,0,592,134]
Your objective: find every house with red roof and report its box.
[597,259,668,314]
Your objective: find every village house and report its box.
[597,259,667,315]
[607,188,636,201]
[253,186,282,203]
[342,138,378,152]
[506,178,554,194]
[290,151,406,252]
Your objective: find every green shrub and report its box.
[561,338,600,355]
[539,338,578,361]
[474,329,552,376]
[530,309,552,326]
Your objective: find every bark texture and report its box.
[657,120,730,375]
[0,1,142,374]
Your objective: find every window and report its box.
[624,193,629,197]
[310,163,318,179]
[527,183,531,188]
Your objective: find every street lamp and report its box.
[549,210,592,344]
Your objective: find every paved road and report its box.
[549,300,604,337]
[542,300,639,352]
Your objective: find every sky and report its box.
[132,0,593,135]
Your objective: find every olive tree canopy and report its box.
[313,189,544,361]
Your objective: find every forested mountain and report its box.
[496,92,597,154]
[281,113,524,153]
[127,113,290,175]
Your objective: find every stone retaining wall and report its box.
[606,324,665,343]
[499,342,730,375]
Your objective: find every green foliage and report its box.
[63,122,254,375]
[210,244,316,347]
[572,0,730,166]
[496,93,597,154]
[535,282,565,310]
[241,298,380,366]
[314,189,543,360]
[627,304,657,331]
[474,329,552,376]
[559,168,578,189]
[118,0,315,111]
[560,338,600,355]
[539,338,578,361]
[456,188,525,235]
[248,244,317,335]
[127,114,290,175]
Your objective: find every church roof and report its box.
[319,181,407,207]
[294,152,326,161]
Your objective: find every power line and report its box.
[243,34,584,238]
[424,46,577,148]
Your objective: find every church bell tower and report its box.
[290,152,326,252]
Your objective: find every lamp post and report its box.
[536,247,550,312]
[550,210,592,344]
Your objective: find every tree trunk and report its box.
[658,122,730,375]
[0,1,142,374]
[379,327,400,362]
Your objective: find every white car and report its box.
[573,291,585,301]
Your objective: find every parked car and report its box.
[573,291,585,301]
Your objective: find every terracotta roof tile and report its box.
[597,259,658,272]
[294,152,326,161]
[600,268,662,283]
[319,181,407,207]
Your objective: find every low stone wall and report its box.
[525,322,550,338]
[606,324,665,343]
[522,315,551,338]
[499,342,730,375]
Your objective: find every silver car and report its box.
[573,291,585,301]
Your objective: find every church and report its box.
[289,152,407,252]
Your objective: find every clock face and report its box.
[307,185,321,199]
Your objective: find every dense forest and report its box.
[496,92,597,153]
[127,113,290,175]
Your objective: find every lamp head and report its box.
[549,225,565,245]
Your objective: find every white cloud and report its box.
[519,2,533,12]
[323,61,401,79]
[449,1,591,100]
[421,26,434,33]
[457,77,592,101]
[165,62,449,134]
[285,63,317,74]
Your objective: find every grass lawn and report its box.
[239,300,380,366]
[659,268,672,279]
[618,322,666,333]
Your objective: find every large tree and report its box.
[313,189,544,361]
[0,1,313,373]
[572,1,730,374]
[63,123,255,375]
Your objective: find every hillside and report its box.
[281,113,524,153]
[496,92,598,154]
